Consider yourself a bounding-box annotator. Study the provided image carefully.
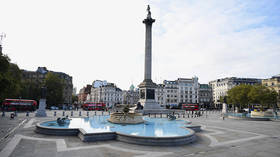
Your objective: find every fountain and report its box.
[108,105,144,124]
[34,6,198,146]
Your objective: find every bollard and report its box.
[62,111,65,116]
[26,112,29,117]
[87,111,89,117]
[102,111,103,116]
[149,113,150,117]
[10,113,15,119]
[183,113,185,118]
[188,114,189,118]
[160,113,162,118]
[71,111,73,116]
[2,111,5,117]
[54,111,56,117]
[79,111,81,116]
[178,113,180,118]
[154,113,156,118]
[95,111,97,116]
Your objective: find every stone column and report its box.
[138,5,164,114]
[143,6,155,82]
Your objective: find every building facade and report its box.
[198,84,213,108]
[122,85,139,105]
[78,85,92,104]
[88,82,123,108]
[262,74,280,107]
[155,77,199,108]
[21,67,73,104]
[209,77,261,107]
[155,84,165,107]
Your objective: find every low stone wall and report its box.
[78,129,116,142]
[35,123,79,136]
[227,115,270,121]
[116,128,196,146]
[251,111,274,117]
[186,125,201,132]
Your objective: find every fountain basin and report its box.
[36,116,197,146]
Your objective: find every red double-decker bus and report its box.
[182,104,199,111]
[2,99,37,111]
[82,102,106,111]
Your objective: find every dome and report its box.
[129,84,135,91]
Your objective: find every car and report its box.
[50,106,59,110]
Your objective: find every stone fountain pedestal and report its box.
[108,112,144,124]
[35,99,47,117]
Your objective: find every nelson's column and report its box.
[138,5,162,114]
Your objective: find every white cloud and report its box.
[151,0,280,83]
[0,0,279,91]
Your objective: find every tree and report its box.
[227,84,253,110]
[20,80,42,102]
[0,47,22,103]
[219,96,228,104]
[45,72,64,107]
[72,94,78,104]
[0,62,22,103]
[248,85,278,111]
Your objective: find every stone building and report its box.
[88,82,123,108]
[262,74,280,107]
[209,77,261,107]
[154,77,199,108]
[155,84,165,107]
[78,85,92,104]
[198,84,213,108]
[122,84,139,105]
[163,80,179,108]
[21,67,73,104]
[176,77,199,105]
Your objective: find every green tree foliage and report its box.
[219,96,228,104]
[0,49,10,73]
[249,85,278,109]
[0,49,22,102]
[227,84,278,111]
[227,84,252,109]
[20,80,42,102]
[45,72,64,107]
[72,94,78,104]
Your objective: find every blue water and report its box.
[40,116,191,137]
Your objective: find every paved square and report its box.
[0,111,280,157]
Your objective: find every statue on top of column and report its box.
[147,5,151,18]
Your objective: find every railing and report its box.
[1,109,222,119]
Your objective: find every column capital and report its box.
[143,18,155,25]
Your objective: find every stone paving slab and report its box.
[0,111,280,157]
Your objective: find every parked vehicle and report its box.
[2,99,37,111]
[182,104,199,111]
[50,106,59,110]
[82,102,106,111]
